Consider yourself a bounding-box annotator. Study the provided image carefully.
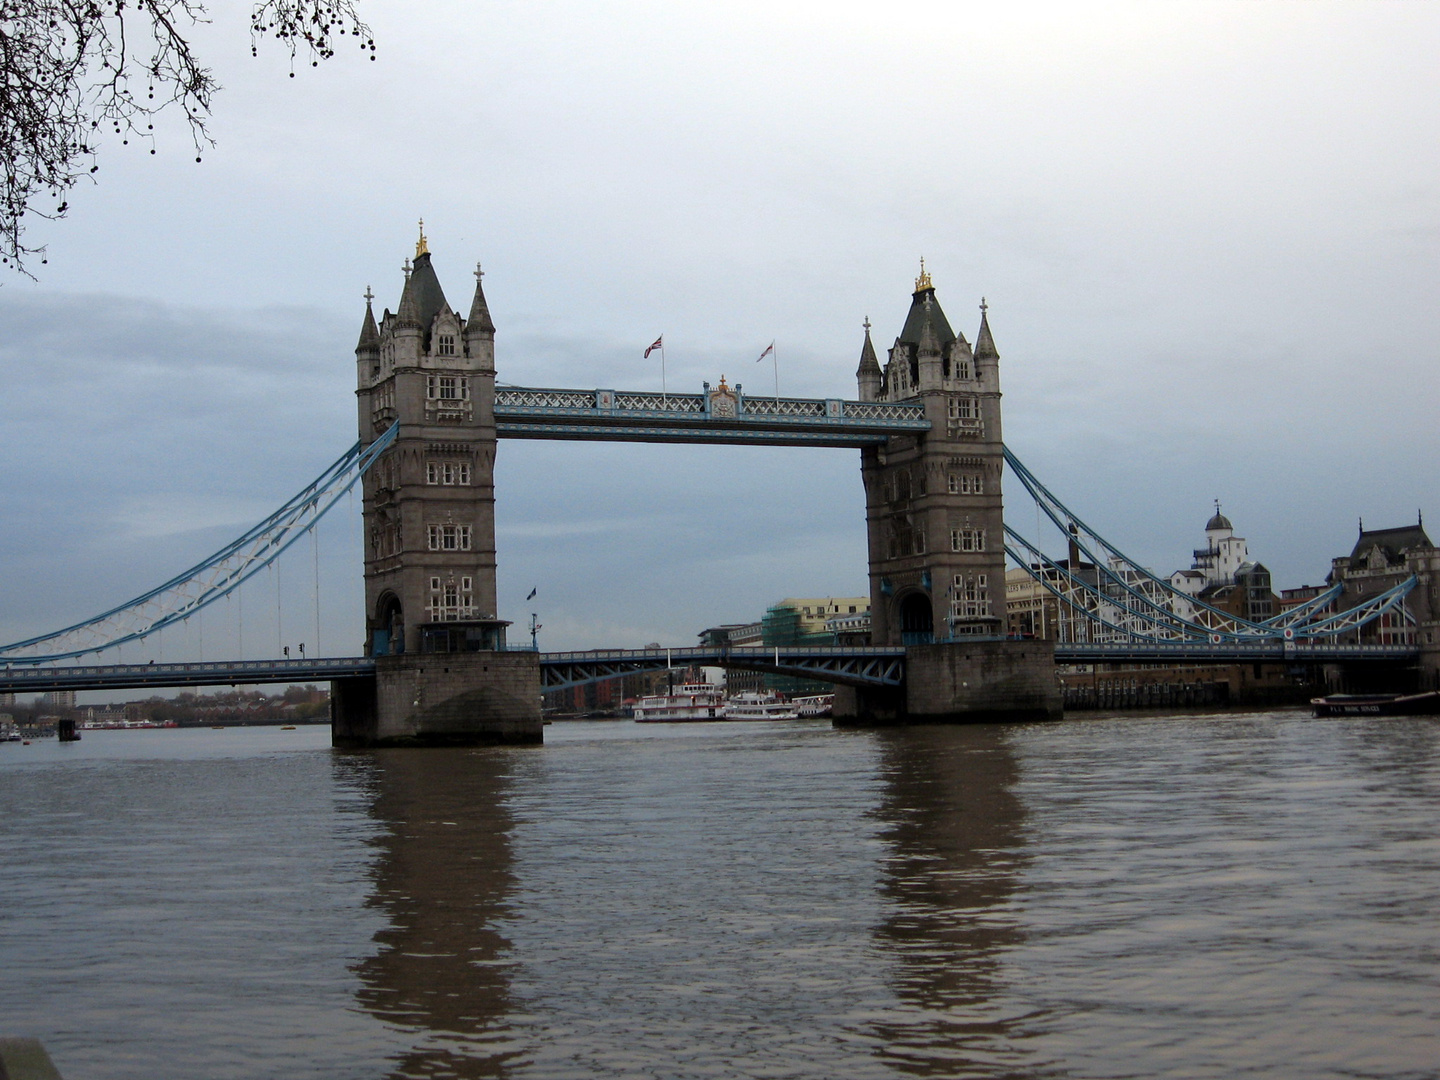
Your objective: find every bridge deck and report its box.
[0,641,1416,695]
[0,657,379,694]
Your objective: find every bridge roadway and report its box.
[0,641,1416,695]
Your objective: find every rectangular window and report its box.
[425,375,470,401]
[947,397,982,436]
[438,334,456,356]
[425,459,472,485]
[427,523,472,552]
[428,575,475,622]
[953,574,992,618]
[950,528,986,552]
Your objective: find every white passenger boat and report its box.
[791,693,834,718]
[632,683,727,722]
[724,692,800,721]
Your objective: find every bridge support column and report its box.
[333,653,542,748]
[833,639,1060,726]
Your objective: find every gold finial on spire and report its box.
[914,256,933,293]
[416,219,429,258]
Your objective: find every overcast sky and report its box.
[2,0,1437,671]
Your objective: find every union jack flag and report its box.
[644,336,663,358]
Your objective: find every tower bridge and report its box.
[4,231,1438,743]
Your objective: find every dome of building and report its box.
[1206,505,1232,532]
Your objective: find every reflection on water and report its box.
[349,749,526,1078]
[868,725,1056,1078]
[3,717,1438,1079]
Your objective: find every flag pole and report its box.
[661,340,668,410]
[772,340,779,405]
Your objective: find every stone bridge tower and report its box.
[336,227,540,747]
[355,227,502,656]
[857,263,1007,645]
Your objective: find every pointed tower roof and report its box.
[407,251,449,333]
[395,257,422,329]
[467,262,495,334]
[356,287,380,353]
[856,316,881,378]
[898,258,956,350]
[974,297,998,360]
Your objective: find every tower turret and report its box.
[392,258,423,365]
[973,297,998,374]
[856,317,882,401]
[355,287,380,383]
[464,262,496,375]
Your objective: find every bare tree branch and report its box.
[0,1,373,277]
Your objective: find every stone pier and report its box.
[833,639,1061,727]
[332,653,542,748]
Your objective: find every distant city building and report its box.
[1005,559,1097,641]
[1328,517,1435,645]
[696,597,870,695]
[1279,584,1328,611]
[0,691,14,708]
[1168,505,1278,623]
[763,597,870,645]
[696,622,763,648]
[825,610,871,645]
[45,689,76,711]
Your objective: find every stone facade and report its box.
[857,265,1006,644]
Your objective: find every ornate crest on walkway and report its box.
[708,375,738,419]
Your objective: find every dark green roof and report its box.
[897,287,956,351]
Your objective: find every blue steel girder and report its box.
[494,387,930,447]
[539,646,906,691]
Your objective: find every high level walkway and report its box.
[494,387,930,446]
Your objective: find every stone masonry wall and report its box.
[354,652,543,747]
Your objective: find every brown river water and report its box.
[1,711,1436,1079]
